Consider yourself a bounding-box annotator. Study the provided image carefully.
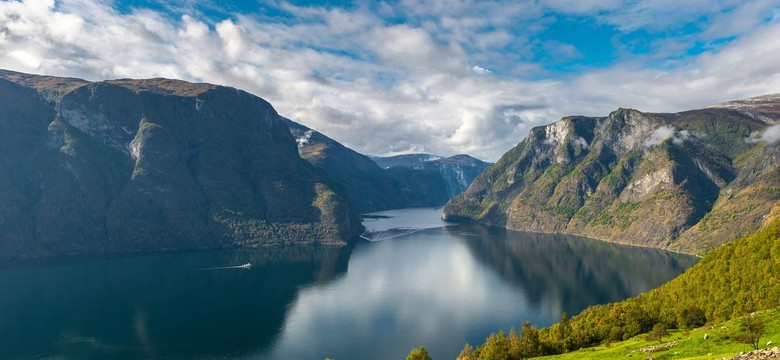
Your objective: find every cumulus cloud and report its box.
[471,65,492,74]
[0,0,778,161]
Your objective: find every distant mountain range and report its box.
[444,94,780,254]
[370,153,492,197]
[0,69,492,259]
[286,119,491,212]
[4,68,776,258]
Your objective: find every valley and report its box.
[1,69,778,360]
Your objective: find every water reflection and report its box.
[447,224,699,317]
[0,209,698,360]
[0,247,352,360]
[258,224,697,360]
[259,228,533,360]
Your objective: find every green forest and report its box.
[420,218,780,359]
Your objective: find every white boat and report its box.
[238,263,251,269]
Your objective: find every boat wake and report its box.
[195,263,252,271]
[360,228,424,242]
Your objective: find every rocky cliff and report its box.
[370,153,492,197]
[443,95,780,254]
[286,119,450,211]
[0,70,363,259]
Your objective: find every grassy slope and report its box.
[453,219,780,359]
[542,308,780,360]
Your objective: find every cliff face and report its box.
[286,119,450,211]
[370,153,492,197]
[0,70,363,259]
[444,95,780,254]
[286,118,408,212]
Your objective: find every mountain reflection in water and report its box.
[0,247,352,359]
[0,208,697,360]
[446,224,698,318]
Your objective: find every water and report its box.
[0,207,697,360]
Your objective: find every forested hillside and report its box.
[452,216,780,359]
[444,96,780,254]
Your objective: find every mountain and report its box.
[443,94,780,254]
[285,119,450,211]
[370,153,445,169]
[370,153,493,197]
[0,70,363,259]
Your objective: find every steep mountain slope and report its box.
[285,119,449,211]
[0,70,362,259]
[444,95,780,254]
[371,153,492,197]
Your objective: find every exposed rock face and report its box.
[286,118,407,211]
[727,347,780,360]
[0,70,363,259]
[370,153,492,197]
[444,96,780,254]
[285,119,450,211]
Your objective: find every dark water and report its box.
[0,207,697,360]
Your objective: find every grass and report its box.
[540,308,780,360]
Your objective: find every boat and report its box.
[238,263,251,269]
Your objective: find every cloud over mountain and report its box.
[1,0,779,161]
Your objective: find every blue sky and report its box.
[1,0,780,160]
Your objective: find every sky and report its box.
[1,0,779,161]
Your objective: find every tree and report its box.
[518,321,542,358]
[477,331,508,360]
[737,315,765,350]
[406,346,432,360]
[677,305,707,329]
[456,344,475,360]
[646,323,668,343]
[551,312,573,352]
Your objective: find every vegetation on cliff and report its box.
[370,153,493,197]
[444,96,780,254]
[286,118,489,212]
[0,70,363,259]
[452,219,780,359]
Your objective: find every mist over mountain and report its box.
[444,94,780,254]
[370,153,492,197]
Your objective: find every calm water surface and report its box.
[0,207,697,360]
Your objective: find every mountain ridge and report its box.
[443,97,780,254]
[0,69,363,259]
[285,118,453,211]
[370,153,492,197]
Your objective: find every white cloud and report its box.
[541,0,622,14]
[573,136,589,149]
[749,124,780,144]
[762,125,780,144]
[0,0,778,162]
[541,40,582,62]
[672,129,691,145]
[471,65,492,74]
[645,126,693,147]
[215,19,248,60]
[645,126,676,147]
